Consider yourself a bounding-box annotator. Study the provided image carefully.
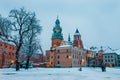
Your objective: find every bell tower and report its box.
[51,17,63,48]
[73,29,84,49]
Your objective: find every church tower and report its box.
[51,17,63,48]
[73,29,84,49]
[68,34,72,45]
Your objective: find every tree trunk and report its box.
[25,56,30,70]
[16,59,19,71]
[15,50,20,71]
[15,44,21,71]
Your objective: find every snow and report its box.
[0,67,120,80]
[104,48,115,53]
[115,49,120,55]
[58,45,72,48]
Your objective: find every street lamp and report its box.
[11,60,14,64]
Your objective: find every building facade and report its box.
[103,53,118,67]
[0,42,16,68]
[117,55,120,66]
[46,45,86,67]
[86,50,97,67]
[46,18,86,67]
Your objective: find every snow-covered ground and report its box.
[0,67,120,80]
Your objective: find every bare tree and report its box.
[0,8,41,71]
[22,39,40,69]
[0,15,11,40]
[22,19,42,69]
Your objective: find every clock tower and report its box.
[51,17,63,48]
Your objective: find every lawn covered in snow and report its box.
[0,67,120,80]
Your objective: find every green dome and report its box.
[52,18,63,40]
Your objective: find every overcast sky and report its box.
[0,0,120,52]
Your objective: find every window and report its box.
[66,55,69,58]
[9,52,11,57]
[58,55,60,59]
[0,44,2,46]
[10,46,12,49]
[13,47,14,50]
[58,61,60,64]
[47,57,49,60]
[5,45,7,48]
[108,60,110,62]
[105,60,107,62]
[73,55,74,58]
[111,59,113,62]
[75,55,76,59]
[105,56,107,58]
[51,56,53,58]
[108,56,110,58]
[111,56,113,58]
[66,49,68,53]
[51,62,53,64]
[12,53,14,56]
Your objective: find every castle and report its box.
[46,18,86,67]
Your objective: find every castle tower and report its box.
[73,29,84,48]
[51,17,63,48]
[68,34,72,45]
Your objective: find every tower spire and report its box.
[73,29,83,48]
[75,28,79,33]
[55,16,60,26]
[68,33,72,45]
[74,28,80,35]
[68,33,71,42]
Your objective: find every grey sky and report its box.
[0,0,120,52]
